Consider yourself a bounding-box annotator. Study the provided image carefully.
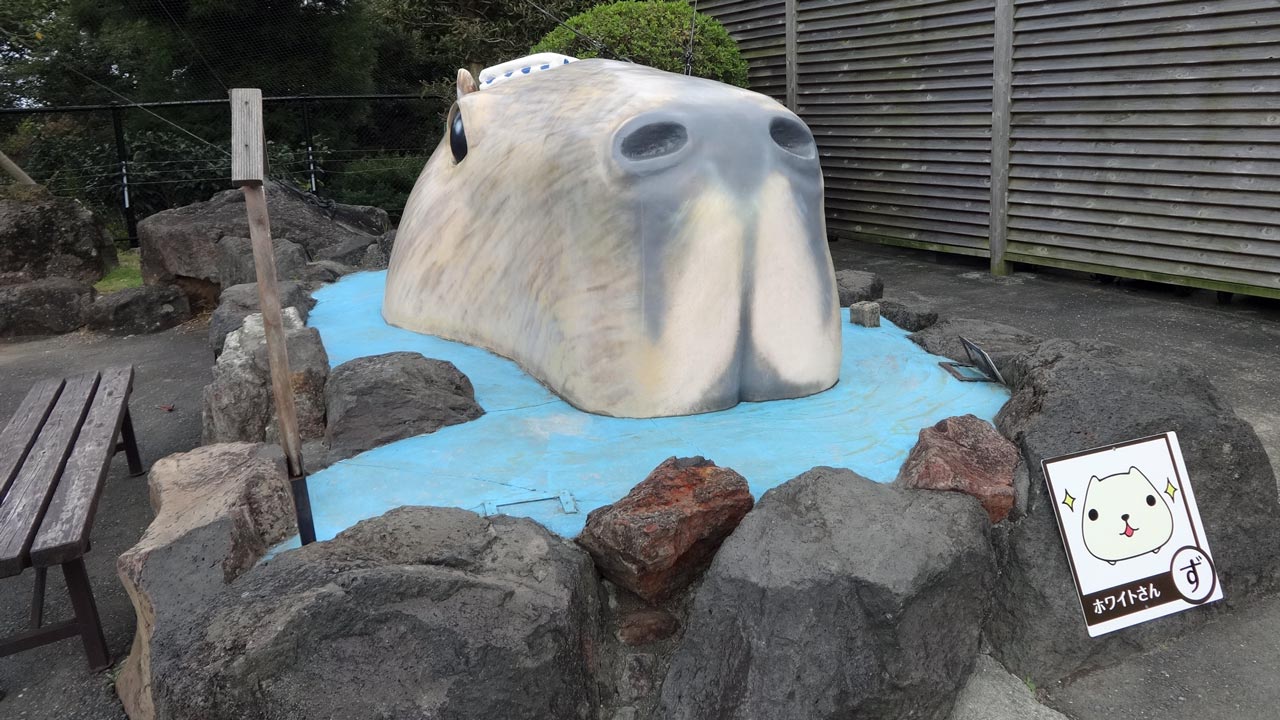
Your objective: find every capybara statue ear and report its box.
[457,69,478,100]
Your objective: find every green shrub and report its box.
[531,1,749,87]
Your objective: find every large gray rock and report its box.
[297,259,356,284]
[987,338,1280,684]
[208,281,316,355]
[948,654,1068,720]
[835,268,884,306]
[880,298,939,332]
[910,317,1042,372]
[116,442,297,720]
[0,184,117,282]
[215,235,309,288]
[139,181,386,309]
[659,467,995,720]
[378,228,396,259]
[85,284,191,335]
[325,351,484,461]
[0,270,35,286]
[141,506,601,720]
[202,308,329,444]
[359,241,387,270]
[0,277,94,337]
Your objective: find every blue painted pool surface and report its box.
[296,270,1009,540]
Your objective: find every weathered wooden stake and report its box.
[230,88,316,545]
[0,149,36,185]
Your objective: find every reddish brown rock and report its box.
[896,414,1019,523]
[578,456,753,603]
[617,608,680,646]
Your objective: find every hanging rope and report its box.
[684,0,700,75]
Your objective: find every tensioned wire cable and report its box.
[0,25,332,196]
[0,25,232,158]
[155,0,230,93]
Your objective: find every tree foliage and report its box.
[2,114,328,230]
[367,0,599,81]
[2,0,379,107]
[531,1,749,86]
[0,0,752,222]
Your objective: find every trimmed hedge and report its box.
[531,1,749,87]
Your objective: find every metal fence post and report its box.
[110,107,140,248]
[302,101,318,193]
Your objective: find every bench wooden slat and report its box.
[30,367,134,568]
[0,378,64,503]
[0,372,99,578]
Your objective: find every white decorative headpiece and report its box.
[479,53,578,89]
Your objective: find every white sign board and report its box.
[1042,432,1222,636]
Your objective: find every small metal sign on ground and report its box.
[1043,432,1222,637]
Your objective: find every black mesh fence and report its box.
[0,0,599,241]
[0,94,449,242]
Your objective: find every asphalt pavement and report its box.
[833,242,1280,720]
[832,242,1280,485]
[0,320,210,719]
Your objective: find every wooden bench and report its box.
[0,367,143,671]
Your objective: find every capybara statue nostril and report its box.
[770,116,817,159]
[619,120,688,161]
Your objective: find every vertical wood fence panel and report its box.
[701,0,789,103]
[1003,0,1280,297]
[704,0,1280,298]
[793,0,998,256]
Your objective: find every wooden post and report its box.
[230,88,317,545]
[989,0,1014,277]
[0,150,36,185]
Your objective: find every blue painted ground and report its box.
[297,271,1009,540]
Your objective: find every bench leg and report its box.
[120,408,145,477]
[61,558,110,671]
[30,566,47,629]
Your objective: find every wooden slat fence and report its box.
[701,0,789,103]
[702,0,1280,298]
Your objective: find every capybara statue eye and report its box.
[449,105,467,163]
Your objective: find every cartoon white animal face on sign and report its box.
[1081,467,1175,564]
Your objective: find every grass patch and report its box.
[95,249,143,294]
